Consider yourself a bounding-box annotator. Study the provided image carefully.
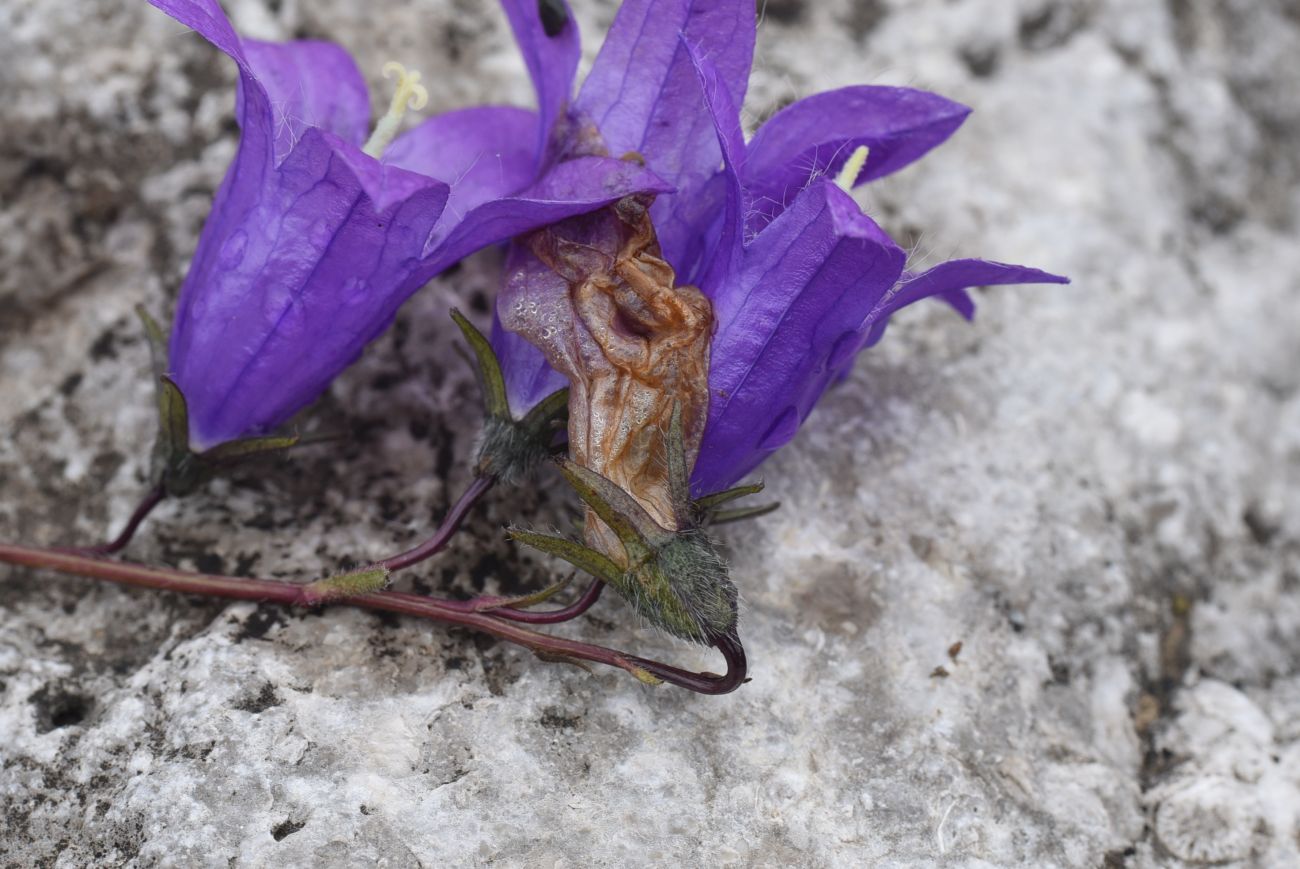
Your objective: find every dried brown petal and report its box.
[514,193,713,560]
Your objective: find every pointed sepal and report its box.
[151,375,208,496]
[453,309,569,485]
[450,307,510,421]
[520,387,569,444]
[665,402,693,527]
[556,459,671,557]
[507,528,625,585]
[691,481,779,527]
[708,502,781,525]
[470,574,574,613]
[135,305,169,385]
[693,481,764,513]
[200,434,302,466]
[135,310,318,497]
[156,375,190,462]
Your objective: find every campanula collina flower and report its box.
[149,0,668,450]
[492,0,1068,497]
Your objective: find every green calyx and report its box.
[137,306,303,497]
[450,308,567,485]
[509,507,737,644]
[508,403,761,645]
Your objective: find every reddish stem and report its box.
[627,632,748,695]
[379,475,495,572]
[76,485,166,556]
[466,579,606,624]
[0,542,745,694]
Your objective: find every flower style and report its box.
[148,0,668,450]
[492,0,1068,497]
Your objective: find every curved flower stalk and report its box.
[0,542,745,694]
[493,0,1069,498]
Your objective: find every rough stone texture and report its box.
[2,0,1298,865]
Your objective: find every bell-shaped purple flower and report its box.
[492,0,1067,495]
[149,0,667,449]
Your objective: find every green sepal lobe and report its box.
[708,502,781,525]
[453,308,568,485]
[556,459,671,556]
[450,307,510,420]
[507,528,624,585]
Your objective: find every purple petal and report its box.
[384,106,540,234]
[574,0,754,272]
[149,2,412,219]
[492,247,571,416]
[149,2,371,162]
[499,0,580,159]
[423,156,672,273]
[150,0,274,172]
[149,0,244,64]
[858,258,1070,351]
[676,36,745,292]
[691,181,906,495]
[242,39,371,157]
[153,2,456,446]
[169,128,448,448]
[743,87,970,233]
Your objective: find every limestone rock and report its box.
[2,0,1297,865]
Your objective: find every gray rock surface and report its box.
[2,0,1298,865]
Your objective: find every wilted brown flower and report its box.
[516,193,713,562]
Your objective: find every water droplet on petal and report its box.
[342,277,367,306]
[219,231,248,269]
[310,220,334,248]
[758,406,800,450]
[263,284,292,318]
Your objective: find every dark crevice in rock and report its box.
[233,682,282,714]
[1136,592,1194,790]
[759,0,804,25]
[539,707,583,730]
[270,817,306,841]
[960,42,1002,78]
[842,0,887,42]
[29,684,93,733]
[233,606,285,643]
[1018,1,1091,52]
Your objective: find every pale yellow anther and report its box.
[362,62,429,159]
[833,145,870,193]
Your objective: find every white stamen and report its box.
[362,62,429,159]
[834,145,870,193]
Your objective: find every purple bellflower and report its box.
[492,0,1068,496]
[148,0,668,450]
